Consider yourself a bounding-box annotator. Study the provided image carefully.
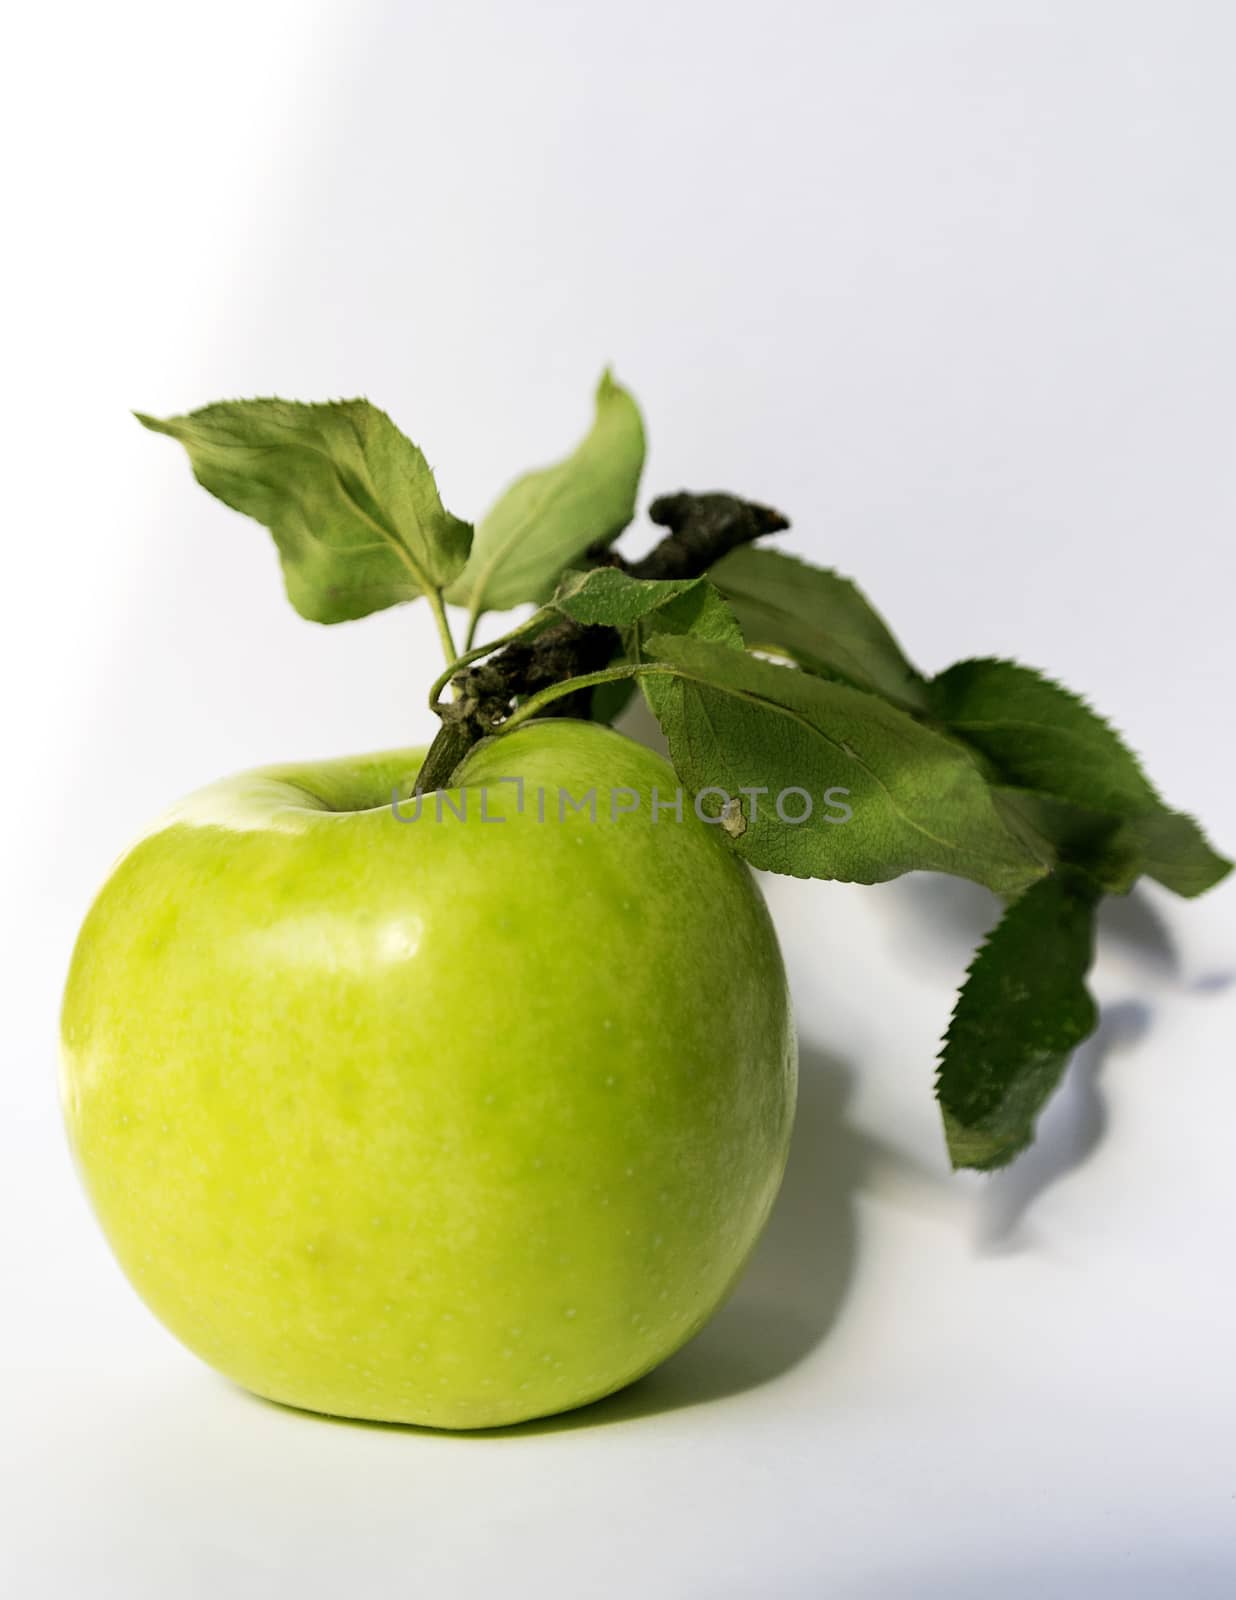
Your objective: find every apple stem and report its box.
[413,492,789,794]
[426,611,552,719]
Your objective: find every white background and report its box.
[4,3,1235,1595]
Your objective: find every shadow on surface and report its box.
[244,1041,889,1438]
[886,874,1184,982]
[886,876,1222,1245]
[880,873,1001,976]
[1096,890,1180,977]
[974,999,1151,1252]
[497,1041,866,1434]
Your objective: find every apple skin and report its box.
[60,720,796,1429]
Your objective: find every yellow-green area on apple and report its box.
[61,721,795,1429]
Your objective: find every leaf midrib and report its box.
[660,664,1044,878]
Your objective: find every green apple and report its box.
[60,719,795,1429]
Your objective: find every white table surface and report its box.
[5,4,1235,1595]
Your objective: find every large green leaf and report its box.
[937,874,1100,1171]
[991,788,1142,895]
[447,372,645,614]
[930,658,1231,897]
[641,634,1048,893]
[138,399,471,623]
[710,547,928,709]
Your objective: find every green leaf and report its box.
[550,567,700,628]
[929,658,1156,809]
[710,547,928,709]
[641,634,1048,894]
[632,580,744,726]
[446,371,645,614]
[137,399,471,623]
[548,569,742,725]
[937,874,1100,1171]
[636,581,744,652]
[1114,809,1233,900]
[549,566,742,641]
[930,659,1231,897]
[991,788,1143,895]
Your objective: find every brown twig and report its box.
[414,491,788,792]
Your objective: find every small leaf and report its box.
[551,567,700,628]
[549,570,742,724]
[937,874,1099,1171]
[636,581,744,651]
[710,547,928,709]
[930,658,1231,897]
[137,399,471,623]
[641,634,1048,895]
[447,371,645,614]
[633,580,743,723]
